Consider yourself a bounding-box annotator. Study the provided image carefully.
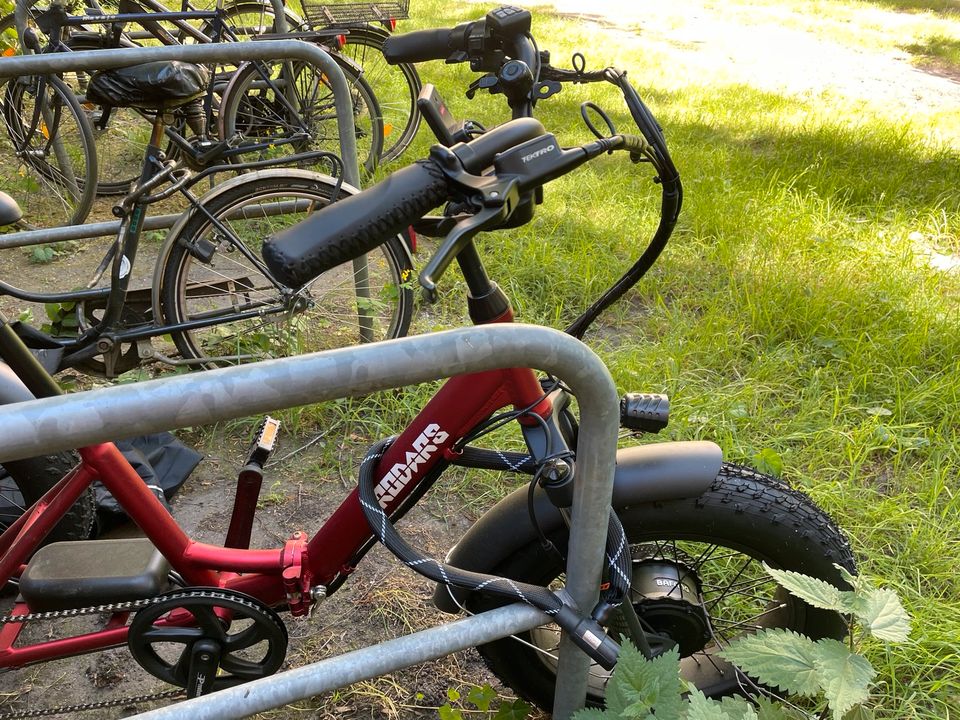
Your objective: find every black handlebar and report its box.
[262,161,448,288]
[262,118,548,288]
[382,25,470,64]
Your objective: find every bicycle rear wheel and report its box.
[1,73,98,228]
[219,55,383,175]
[159,169,413,369]
[61,32,154,196]
[338,24,421,165]
[0,453,96,545]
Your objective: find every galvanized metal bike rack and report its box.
[0,39,361,249]
[0,324,620,719]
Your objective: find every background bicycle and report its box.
[0,0,397,230]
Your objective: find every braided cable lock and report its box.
[357,438,620,669]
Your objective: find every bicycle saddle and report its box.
[85,61,210,110]
[0,191,23,227]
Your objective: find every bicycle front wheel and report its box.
[159,170,414,369]
[219,56,384,175]
[473,464,856,710]
[1,73,98,228]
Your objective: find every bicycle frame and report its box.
[0,304,560,667]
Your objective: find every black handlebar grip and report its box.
[382,28,459,64]
[262,160,450,288]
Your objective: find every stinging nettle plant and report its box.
[574,564,911,720]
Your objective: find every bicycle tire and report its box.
[159,169,413,369]
[219,55,384,175]
[471,463,855,710]
[337,24,421,164]
[0,452,96,545]
[1,73,98,228]
[60,32,154,196]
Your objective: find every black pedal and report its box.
[620,393,669,433]
[20,538,170,611]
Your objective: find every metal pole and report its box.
[0,40,361,188]
[131,604,548,720]
[0,325,619,717]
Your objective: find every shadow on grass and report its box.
[902,34,960,80]
[540,83,959,219]
[859,0,960,14]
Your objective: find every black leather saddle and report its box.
[85,61,210,110]
[0,191,23,227]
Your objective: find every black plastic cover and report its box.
[86,61,209,110]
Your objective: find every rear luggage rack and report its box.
[301,0,410,28]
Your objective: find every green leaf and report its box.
[605,643,684,718]
[810,637,875,719]
[842,705,875,720]
[446,688,460,702]
[571,710,609,720]
[493,698,533,719]
[686,690,766,720]
[717,696,760,719]
[755,696,800,719]
[720,628,821,696]
[438,704,463,720]
[751,448,784,477]
[466,684,496,712]
[762,564,849,612]
[686,689,737,720]
[836,565,870,594]
[857,588,911,642]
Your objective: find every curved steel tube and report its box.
[0,324,619,716]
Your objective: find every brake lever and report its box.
[465,74,500,100]
[418,179,520,303]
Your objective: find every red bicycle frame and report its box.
[0,316,556,667]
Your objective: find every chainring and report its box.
[127,587,288,693]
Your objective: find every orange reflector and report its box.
[383,123,394,137]
[40,121,49,139]
[2,48,14,57]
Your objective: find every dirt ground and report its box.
[0,0,958,718]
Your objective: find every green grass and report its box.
[326,1,960,716]
[905,32,960,67]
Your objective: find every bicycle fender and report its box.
[433,440,722,613]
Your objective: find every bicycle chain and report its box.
[0,596,162,626]
[0,589,254,719]
[0,689,185,720]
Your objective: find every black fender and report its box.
[433,440,723,613]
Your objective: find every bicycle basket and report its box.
[301,0,410,29]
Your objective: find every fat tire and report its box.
[472,463,856,710]
[1,452,96,544]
